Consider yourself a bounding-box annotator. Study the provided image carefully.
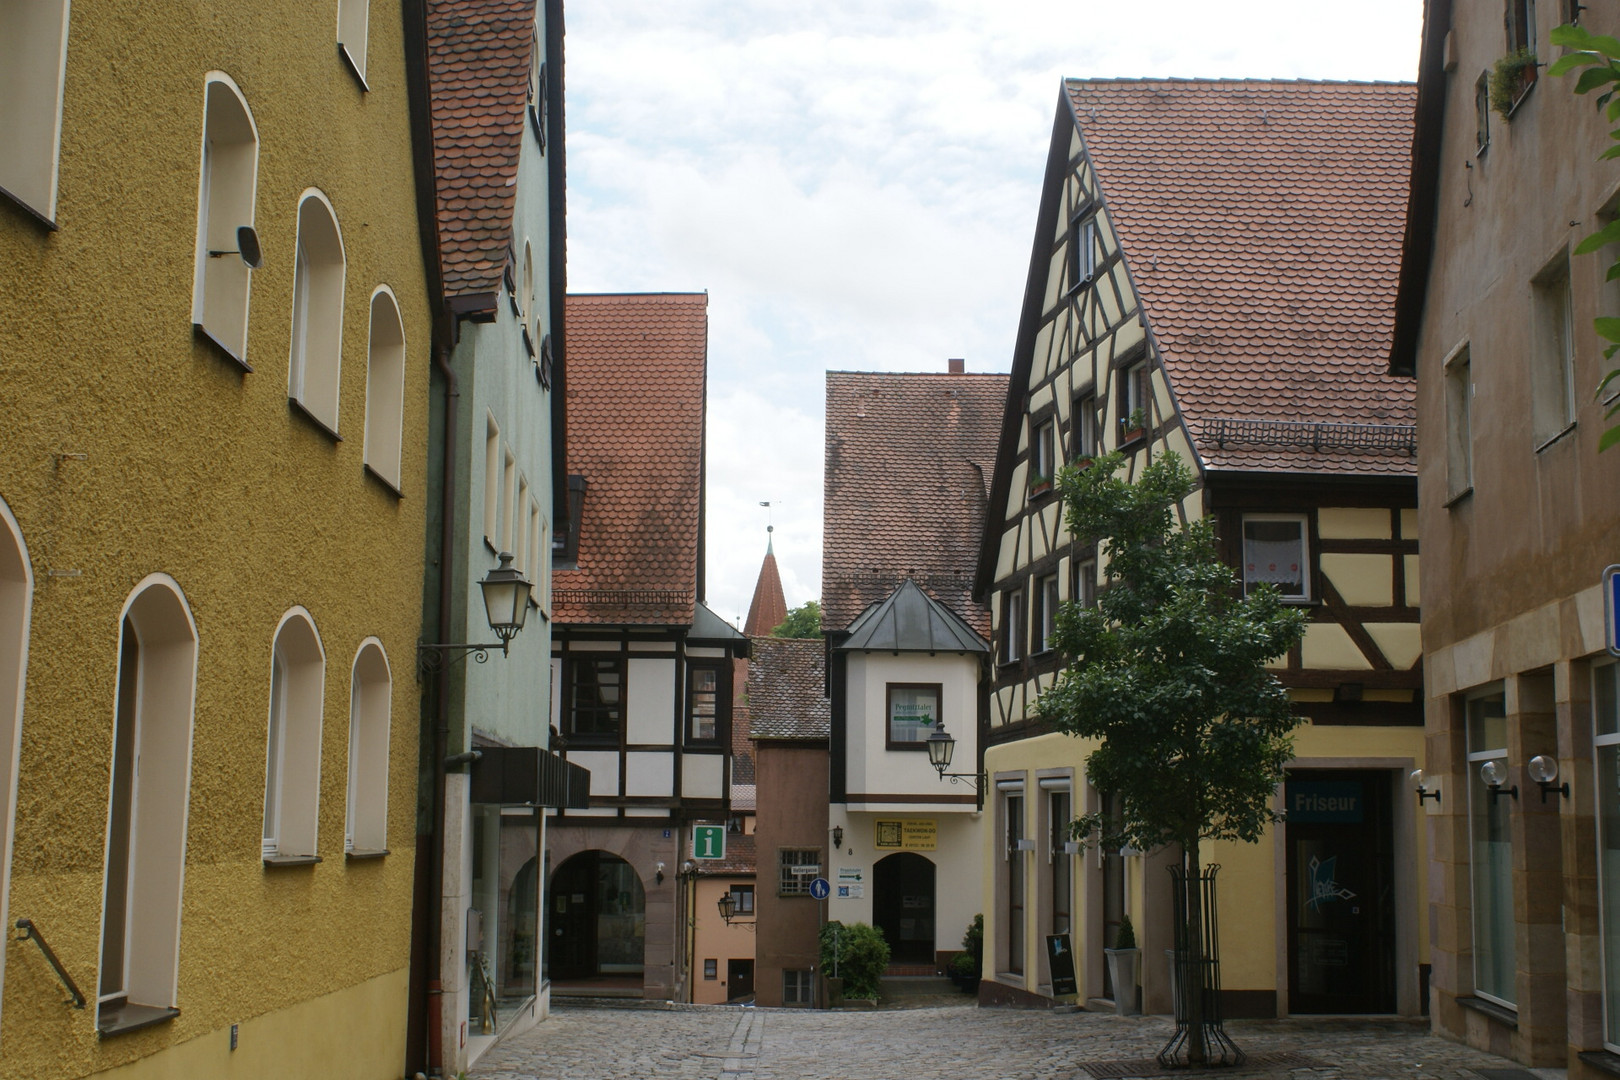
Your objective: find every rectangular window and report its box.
[782,969,813,1006]
[1002,589,1024,665]
[528,499,543,604]
[1049,787,1072,936]
[1071,393,1098,462]
[0,0,72,222]
[1532,253,1577,446]
[1073,557,1097,610]
[1118,360,1149,442]
[484,414,501,547]
[704,959,718,980]
[1507,0,1537,57]
[1068,215,1097,289]
[1475,71,1491,154]
[778,848,821,896]
[501,447,518,554]
[567,657,624,743]
[514,476,531,574]
[1030,418,1056,489]
[1242,514,1310,601]
[732,884,755,914]
[886,683,941,748]
[687,662,725,744]
[1467,689,1515,1007]
[1595,663,1620,1048]
[1032,574,1059,655]
[1445,345,1474,500]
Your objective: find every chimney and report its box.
[947,358,965,374]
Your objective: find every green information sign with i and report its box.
[692,825,726,860]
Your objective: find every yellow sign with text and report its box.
[874,819,937,851]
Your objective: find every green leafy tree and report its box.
[1037,450,1307,1063]
[819,920,889,1000]
[772,600,822,639]
[1549,24,1620,449]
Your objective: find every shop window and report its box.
[1118,360,1149,442]
[98,577,198,1035]
[1071,392,1098,462]
[337,0,369,88]
[345,641,390,857]
[263,609,325,862]
[483,413,501,547]
[1242,514,1310,601]
[191,74,261,366]
[1445,344,1474,501]
[1032,574,1059,655]
[288,191,346,435]
[1467,688,1515,1007]
[566,657,623,744]
[1004,789,1026,976]
[687,662,726,744]
[363,286,406,491]
[0,0,71,222]
[886,683,940,748]
[1030,418,1056,490]
[1595,662,1620,1048]
[0,500,28,1028]
[1046,784,1072,936]
[782,969,813,1006]
[704,959,718,980]
[778,848,820,896]
[1531,252,1576,447]
[1002,588,1024,665]
[732,884,755,914]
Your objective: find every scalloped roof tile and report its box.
[748,637,830,741]
[1066,79,1418,475]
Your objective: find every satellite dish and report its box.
[208,225,263,269]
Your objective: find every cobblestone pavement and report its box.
[474,999,1544,1080]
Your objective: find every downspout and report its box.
[427,340,458,1074]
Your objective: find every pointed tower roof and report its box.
[743,537,788,637]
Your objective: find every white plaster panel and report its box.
[846,652,982,800]
[1114,318,1145,354]
[996,533,1017,581]
[1364,624,1424,670]
[1399,508,1418,538]
[627,658,675,745]
[682,754,724,800]
[1404,555,1420,608]
[626,751,674,797]
[574,751,619,796]
[623,808,665,818]
[1318,508,1391,539]
[1301,623,1372,671]
[1320,554,1394,607]
[566,640,621,652]
[687,646,726,658]
[1033,325,1054,377]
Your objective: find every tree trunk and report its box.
[1185,842,1208,1066]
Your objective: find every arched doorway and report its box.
[874,852,936,965]
[549,851,645,983]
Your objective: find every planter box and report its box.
[1105,948,1141,1016]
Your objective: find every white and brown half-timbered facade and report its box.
[548,294,747,1003]
[975,79,1428,1020]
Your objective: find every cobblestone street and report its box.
[474,1001,1541,1080]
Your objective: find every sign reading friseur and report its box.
[873,819,937,851]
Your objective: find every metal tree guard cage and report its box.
[1159,864,1245,1069]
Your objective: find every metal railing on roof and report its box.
[1200,417,1416,456]
[551,589,693,607]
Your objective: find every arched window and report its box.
[264,610,325,862]
[191,74,260,367]
[345,641,390,856]
[363,286,406,491]
[98,576,198,1034]
[336,0,370,88]
[0,1,70,222]
[0,498,32,1027]
[289,191,346,436]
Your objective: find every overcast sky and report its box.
[563,0,1425,628]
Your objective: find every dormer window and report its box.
[886,683,941,750]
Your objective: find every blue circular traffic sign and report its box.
[809,877,831,900]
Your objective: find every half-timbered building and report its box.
[975,80,1428,1019]
[548,293,747,1003]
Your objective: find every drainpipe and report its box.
[427,340,458,1074]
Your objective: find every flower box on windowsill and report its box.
[1119,427,1146,446]
[1028,475,1053,496]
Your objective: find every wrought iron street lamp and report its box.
[926,728,986,811]
[418,552,533,673]
[717,891,736,925]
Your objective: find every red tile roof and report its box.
[554,294,708,624]
[823,372,1006,633]
[747,637,829,741]
[1067,79,1418,476]
[427,0,535,301]
[743,544,788,637]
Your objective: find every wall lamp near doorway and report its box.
[831,825,844,852]
[1480,760,1518,803]
[926,728,986,812]
[1529,755,1569,802]
[1410,769,1441,804]
[418,553,532,674]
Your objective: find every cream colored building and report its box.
[0,3,431,1077]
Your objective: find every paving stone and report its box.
[473,1001,1533,1080]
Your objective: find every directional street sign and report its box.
[809,877,831,900]
[692,825,726,860]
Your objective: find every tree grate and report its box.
[1079,1050,1324,1077]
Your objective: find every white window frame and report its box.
[1032,574,1059,655]
[1531,251,1577,449]
[191,73,260,366]
[528,498,544,607]
[288,190,346,436]
[1002,588,1024,665]
[0,497,31,1030]
[263,609,326,861]
[1072,391,1098,462]
[1119,360,1149,441]
[484,412,501,548]
[345,640,391,856]
[1241,513,1311,602]
[336,0,370,89]
[501,447,517,556]
[0,0,72,223]
[362,285,406,492]
[1031,418,1056,486]
[1465,685,1515,1009]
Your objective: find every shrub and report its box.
[961,913,984,977]
[1114,914,1136,951]
[819,920,890,1000]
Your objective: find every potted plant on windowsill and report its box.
[1104,914,1140,1016]
[1490,47,1538,119]
[1029,472,1053,495]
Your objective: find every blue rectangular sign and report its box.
[1607,565,1620,658]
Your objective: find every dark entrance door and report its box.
[874,852,936,964]
[727,959,754,1001]
[549,851,645,981]
[1285,770,1396,1013]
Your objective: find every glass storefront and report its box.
[468,803,542,1030]
[1466,690,1515,1007]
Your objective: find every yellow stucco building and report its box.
[0,3,432,1076]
